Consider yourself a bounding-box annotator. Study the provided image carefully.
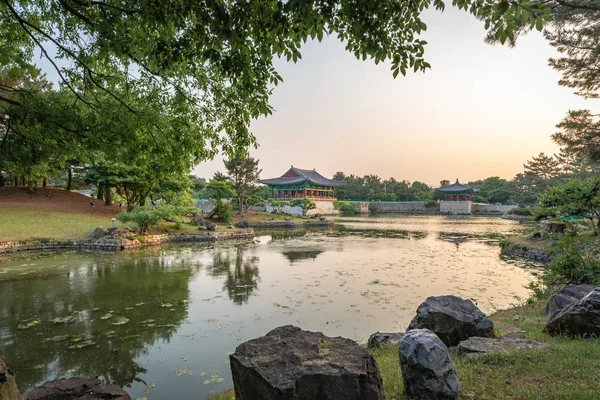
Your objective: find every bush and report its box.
[545,235,600,286]
[424,199,436,208]
[290,198,316,215]
[508,207,532,216]
[210,199,231,220]
[368,203,378,213]
[337,202,357,214]
[116,207,160,233]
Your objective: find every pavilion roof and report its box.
[436,179,474,193]
[259,167,346,187]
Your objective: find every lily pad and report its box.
[111,317,129,326]
[17,320,40,330]
[51,315,76,324]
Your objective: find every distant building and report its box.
[259,166,345,201]
[436,179,474,214]
[436,179,474,201]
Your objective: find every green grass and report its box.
[208,300,600,399]
[0,204,128,241]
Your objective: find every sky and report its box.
[193,6,594,186]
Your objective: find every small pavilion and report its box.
[436,179,474,201]
[259,166,345,201]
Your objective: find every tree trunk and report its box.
[21,176,25,186]
[0,173,4,187]
[67,168,72,191]
[104,186,112,206]
[42,178,46,188]
[238,195,244,214]
[97,182,105,201]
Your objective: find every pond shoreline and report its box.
[0,229,255,255]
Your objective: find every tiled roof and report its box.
[436,179,473,193]
[260,167,346,187]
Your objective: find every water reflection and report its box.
[0,256,193,389]
[206,247,260,305]
[0,215,541,399]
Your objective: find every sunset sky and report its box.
[193,7,593,186]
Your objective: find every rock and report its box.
[408,295,494,346]
[542,222,567,234]
[0,356,25,400]
[230,325,383,400]
[91,227,108,239]
[27,377,131,400]
[513,314,521,321]
[367,332,404,348]
[398,329,461,400]
[107,227,118,235]
[545,284,597,315]
[457,337,547,357]
[235,220,250,228]
[320,217,327,222]
[544,288,600,336]
[284,217,292,221]
[205,221,215,231]
[530,231,542,239]
[192,215,206,226]
[502,330,527,338]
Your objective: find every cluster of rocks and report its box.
[192,215,215,231]
[229,294,551,400]
[0,356,130,400]
[500,242,552,263]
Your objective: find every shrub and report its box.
[545,235,600,286]
[424,199,436,208]
[210,199,232,220]
[116,208,160,233]
[508,207,532,216]
[290,198,316,216]
[337,202,357,215]
[368,203,378,213]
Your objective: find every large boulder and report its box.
[457,337,547,357]
[0,357,25,400]
[545,284,597,315]
[91,227,108,239]
[367,332,403,348]
[544,288,600,336]
[230,325,383,400]
[398,329,461,400]
[27,377,131,400]
[408,295,494,346]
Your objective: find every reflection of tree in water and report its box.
[437,232,504,248]
[0,255,194,390]
[281,249,323,264]
[207,246,260,305]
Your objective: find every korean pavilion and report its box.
[259,166,345,200]
[436,179,474,201]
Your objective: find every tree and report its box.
[224,154,261,213]
[440,180,450,187]
[524,152,561,180]
[539,177,600,235]
[1,0,550,162]
[289,198,316,216]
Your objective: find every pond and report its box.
[0,215,541,399]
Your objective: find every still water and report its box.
[0,215,540,399]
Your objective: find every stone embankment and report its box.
[0,229,254,255]
[499,241,552,263]
[246,220,333,229]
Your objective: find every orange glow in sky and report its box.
[194,7,592,185]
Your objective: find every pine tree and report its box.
[523,153,561,180]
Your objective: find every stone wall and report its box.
[472,203,517,215]
[265,201,339,216]
[500,242,552,263]
[367,201,437,214]
[248,221,333,229]
[0,230,255,255]
[440,201,472,215]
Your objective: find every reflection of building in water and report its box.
[281,249,324,264]
[436,179,475,215]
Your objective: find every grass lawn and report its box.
[209,300,600,400]
[0,204,129,241]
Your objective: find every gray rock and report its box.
[235,220,250,228]
[91,227,108,239]
[545,284,597,315]
[205,221,215,231]
[408,295,494,346]
[542,222,567,234]
[530,231,543,239]
[367,332,403,348]
[457,337,547,357]
[544,288,600,336]
[192,215,206,226]
[398,329,461,400]
[503,330,527,338]
[230,325,383,400]
[107,227,118,235]
[27,377,130,400]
